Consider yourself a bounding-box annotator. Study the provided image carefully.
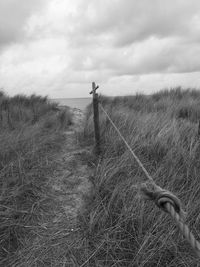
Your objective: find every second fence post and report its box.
[90,82,101,155]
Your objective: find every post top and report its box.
[90,82,99,95]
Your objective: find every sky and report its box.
[0,0,200,98]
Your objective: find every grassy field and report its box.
[0,92,72,266]
[79,87,200,266]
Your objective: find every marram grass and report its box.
[0,92,73,266]
[78,87,200,266]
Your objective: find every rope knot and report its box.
[140,182,186,220]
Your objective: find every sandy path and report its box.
[17,108,93,266]
[50,108,92,226]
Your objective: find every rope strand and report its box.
[99,103,155,185]
[165,203,200,257]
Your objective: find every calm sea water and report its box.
[52,98,92,110]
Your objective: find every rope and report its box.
[99,103,155,185]
[98,102,200,258]
[141,183,200,257]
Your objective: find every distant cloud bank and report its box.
[0,0,200,97]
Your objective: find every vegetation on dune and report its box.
[78,87,200,266]
[0,92,73,266]
[2,87,200,266]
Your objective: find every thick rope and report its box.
[141,183,200,257]
[99,102,200,258]
[166,203,200,257]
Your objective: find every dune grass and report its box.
[0,92,73,266]
[78,87,200,266]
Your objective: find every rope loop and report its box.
[140,182,186,220]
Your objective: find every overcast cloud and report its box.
[0,0,200,97]
[0,0,47,47]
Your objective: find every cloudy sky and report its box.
[0,0,200,98]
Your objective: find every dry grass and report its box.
[78,87,200,266]
[0,92,73,266]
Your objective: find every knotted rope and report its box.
[99,102,200,258]
[140,182,200,257]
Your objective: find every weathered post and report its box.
[90,82,100,155]
[198,120,200,136]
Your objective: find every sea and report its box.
[52,97,92,110]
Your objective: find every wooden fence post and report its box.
[90,82,100,155]
[198,120,200,136]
